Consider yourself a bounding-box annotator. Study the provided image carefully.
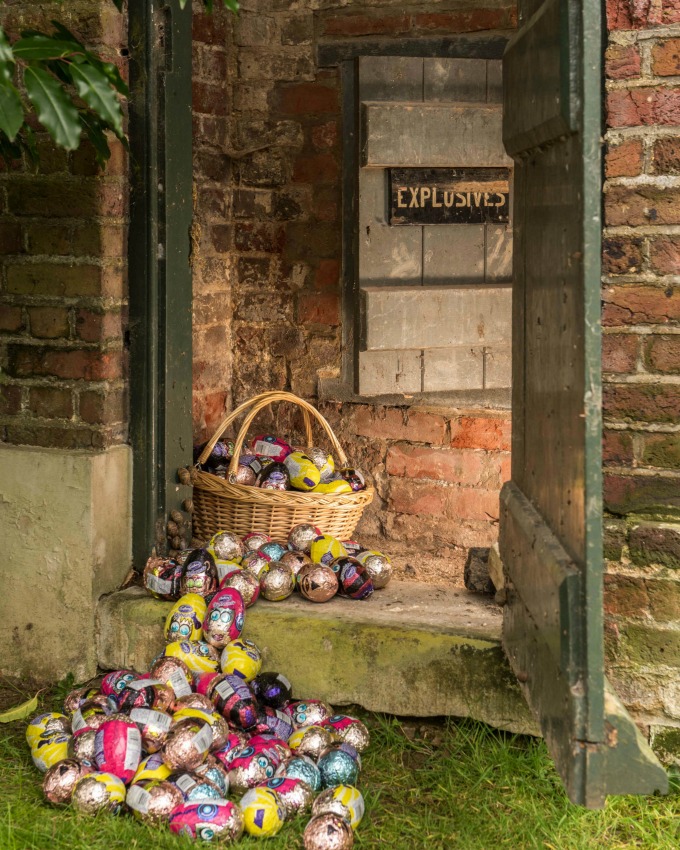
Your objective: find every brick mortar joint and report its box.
[606,77,680,89]
[0,336,124,352]
[0,297,128,309]
[603,466,680,479]
[0,376,126,391]
[605,420,680,432]
[608,25,680,43]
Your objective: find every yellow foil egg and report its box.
[220,639,262,682]
[241,787,286,837]
[313,480,353,495]
[164,640,220,674]
[309,535,348,568]
[164,594,207,643]
[131,754,172,784]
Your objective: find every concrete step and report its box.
[97,581,537,735]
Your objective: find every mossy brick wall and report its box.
[603,0,680,747]
[0,2,128,450]
[190,0,517,574]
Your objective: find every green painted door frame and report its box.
[128,0,193,564]
[500,0,667,806]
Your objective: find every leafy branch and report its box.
[0,0,238,168]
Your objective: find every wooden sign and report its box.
[390,167,510,225]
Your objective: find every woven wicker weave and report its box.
[188,391,373,542]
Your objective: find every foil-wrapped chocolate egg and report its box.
[101,670,136,698]
[313,480,353,495]
[94,718,142,782]
[258,707,294,741]
[68,728,97,765]
[222,567,261,606]
[304,812,354,850]
[317,748,359,788]
[210,674,258,730]
[169,800,244,842]
[334,557,374,600]
[312,785,364,829]
[277,755,321,792]
[257,462,290,491]
[260,563,295,601]
[289,725,333,761]
[221,638,262,681]
[31,734,72,772]
[356,550,392,589]
[43,758,93,805]
[305,447,335,482]
[242,531,271,552]
[264,776,314,817]
[164,640,220,675]
[150,656,194,700]
[115,680,174,715]
[129,708,172,753]
[327,715,370,752]
[194,671,221,697]
[164,593,207,643]
[215,560,241,583]
[195,755,230,797]
[26,712,71,749]
[71,772,126,815]
[337,467,366,492]
[203,587,245,648]
[321,742,361,766]
[259,541,287,561]
[298,563,339,603]
[241,786,286,837]
[310,535,348,567]
[249,734,291,764]
[279,550,312,580]
[126,778,183,824]
[144,555,182,601]
[212,730,249,769]
[227,747,278,794]
[286,699,332,729]
[63,686,99,716]
[252,672,293,710]
[173,693,214,714]
[170,770,224,802]
[284,451,321,491]
[234,455,260,486]
[250,434,293,462]
[172,707,229,752]
[242,551,272,581]
[175,548,196,567]
[208,531,244,563]
[288,523,322,554]
[180,548,218,597]
[162,718,213,772]
[71,697,112,734]
[132,753,172,784]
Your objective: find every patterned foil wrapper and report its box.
[303,813,354,850]
[209,531,244,563]
[276,755,321,793]
[150,655,193,700]
[258,707,294,741]
[241,551,272,581]
[94,718,142,782]
[279,550,312,580]
[162,718,212,772]
[312,785,365,830]
[71,772,126,815]
[259,541,287,561]
[285,699,332,729]
[357,551,392,590]
[298,563,339,603]
[127,779,184,824]
[101,670,136,698]
[286,523,320,554]
[173,707,230,753]
[194,755,230,797]
[341,540,363,557]
[220,638,262,682]
[289,725,333,761]
[165,640,220,675]
[63,687,99,716]
[210,674,258,730]
[168,800,244,843]
[170,770,224,803]
[334,557,374,601]
[317,749,359,788]
[203,588,246,649]
[116,682,174,715]
[131,753,172,785]
[248,734,291,764]
[241,786,286,837]
[327,715,370,752]
[304,447,335,482]
[130,708,173,754]
[242,531,271,553]
[173,692,213,713]
[257,462,290,491]
[180,549,218,598]
[221,568,261,607]
[68,728,97,765]
[27,712,72,748]
[212,731,249,769]
[260,564,295,601]
[175,548,196,567]
[43,758,93,805]
[227,747,278,795]
[143,555,182,601]
[264,776,314,817]
[337,467,366,492]
[252,672,292,710]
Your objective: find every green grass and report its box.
[0,683,678,850]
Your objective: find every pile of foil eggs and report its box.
[194,435,368,496]
[28,572,372,848]
[144,524,393,608]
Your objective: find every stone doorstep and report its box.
[96,581,538,736]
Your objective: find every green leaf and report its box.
[23,65,81,150]
[0,693,38,723]
[0,80,24,141]
[67,62,123,137]
[0,28,14,66]
[79,111,111,168]
[13,36,81,62]
[49,24,129,98]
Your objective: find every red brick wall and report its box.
[191,1,517,579]
[0,3,128,449]
[603,0,680,735]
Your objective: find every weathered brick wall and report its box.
[603,0,680,750]
[192,0,516,579]
[0,3,128,449]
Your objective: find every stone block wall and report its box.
[0,2,129,449]
[191,0,517,579]
[603,0,680,752]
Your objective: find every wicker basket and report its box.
[189,391,374,542]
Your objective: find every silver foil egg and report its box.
[260,563,295,601]
[126,779,183,824]
[242,551,272,579]
[288,524,321,554]
[303,813,354,850]
[172,693,214,714]
[68,728,97,765]
[317,749,359,788]
[357,551,392,589]
[242,531,272,553]
[43,758,93,805]
[210,531,244,562]
[264,776,314,817]
[289,724,333,761]
[328,716,370,753]
[162,718,212,772]
[276,755,321,792]
[312,786,365,829]
[222,568,261,607]
[71,772,126,815]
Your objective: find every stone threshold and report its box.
[97,581,537,736]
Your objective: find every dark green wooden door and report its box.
[500,0,668,807]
